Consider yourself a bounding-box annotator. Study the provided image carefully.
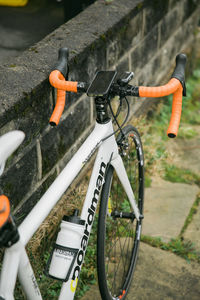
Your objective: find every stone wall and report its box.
[0,0,199,223]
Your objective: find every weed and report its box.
[167,238,200,262]
[180,193,200,236]
[145,176,152,187]
[141,235,164,248]
[178,125,198,139]
[163,164,200,186]
[141,235,200,263]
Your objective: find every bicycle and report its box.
[0,48,187,300]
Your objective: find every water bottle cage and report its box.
[45,243,79,282]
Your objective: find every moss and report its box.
[137,2,143,10]
[100,34,106,42]
[9,64,17,68]
[42,156,52,176]
[29,47,38,53]
[58,137,66,157]
[4,182,13,194]
[5,153,15,168]
[14,103,21,114]
[90,43,96,52]
[73,56,78,65]
[180,194,200,236]
[104,0,114,5]
[119,24,128,36]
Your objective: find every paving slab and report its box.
[167,125,200,174]
[184,199,200,251]
[142,178,199,242]
[129,243,200,300]
[81,243,200,300]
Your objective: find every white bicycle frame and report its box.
[0,119,140,300]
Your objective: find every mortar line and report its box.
[36,138,42,181]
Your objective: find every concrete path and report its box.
[166,125,200,253]
[143,178,199,242]
[81,243,200,300]
[128,243,200,300]
[81,122,200,300]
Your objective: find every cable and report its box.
[102,95,130,142]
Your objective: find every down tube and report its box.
[58,131,119,300]
[18,247,42,299]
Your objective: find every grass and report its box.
[164,164,200,186]
[180,193,200,237]
[178,125,198,139]
[144,176,152,187]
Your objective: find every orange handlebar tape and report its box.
[139,78,183,138]
[0,195,10,228]
[167,85,183,138]
[49,70,78,126]
[139,78,180,98]
[49,70,78,92]
[49,88,66,126]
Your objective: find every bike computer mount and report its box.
[87,71,117,97]
[87,70,134,97]
[117,71,134,87]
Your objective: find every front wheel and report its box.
[97,125,144,300]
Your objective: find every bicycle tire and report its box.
[97,125,144,300]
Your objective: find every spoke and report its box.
[122,231,132,280]
[109,223,134,295]
[106,219,135,295]
[105,219,134,257]
[112,221,127,294]
[117,231,130,275]
[112,220,118,294]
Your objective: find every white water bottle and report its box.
[48,210,85,281]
